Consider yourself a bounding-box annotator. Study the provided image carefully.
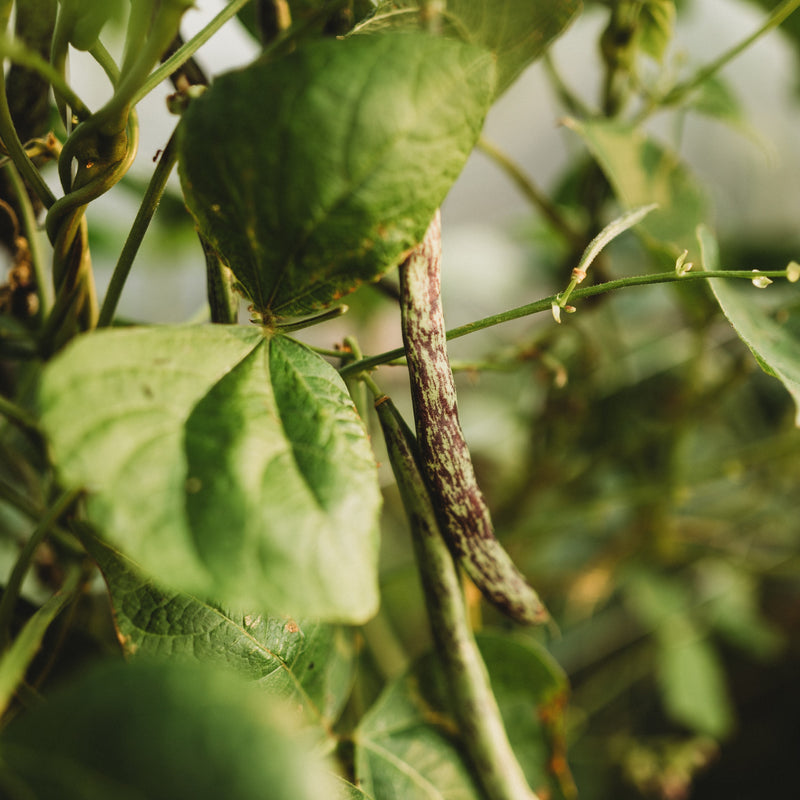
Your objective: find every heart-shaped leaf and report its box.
[87,534,356,726]
[354,0,582,100]
[178,32,495,318]
[0,660,335,799]
[37,326,381,622]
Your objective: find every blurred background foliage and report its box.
[2,1,799,798]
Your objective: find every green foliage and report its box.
[178,32,495,318]
[88,534,356,726]
[354,0,582,99]
[355,634,568,799]
[564,117,707,259]
[0,1,799,798]
[37,327,381,622]
[700,225,800,424]
[0,660,336,799]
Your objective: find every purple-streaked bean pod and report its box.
[399,210,548,626]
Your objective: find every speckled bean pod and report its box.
[399,210,548,625]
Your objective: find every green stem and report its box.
[0,55,55,207]
[134,0,349,104]
[0,478,40,521]
[0,394,40,438]
[0,488,81,652]
[339,269,791,376]
[133,0,254,104]
[556,203,658,310]
[657,0,800,111]
[372,391,540,800]
[477,137,582,247]
[0,32,91,121]
[542,52,593,118]
[89,38,121,86]
[97,128,178,327]
[99,1,191,136]
[276,305,348,333]
[0,564,83,717]
[4,161,51,316]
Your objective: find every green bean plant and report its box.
[0,1,799,798]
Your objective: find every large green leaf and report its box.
[178,33,495,318]
[37,326,381,622]
[0,660,335,799]
[354,0,582,99]
[87,535,356,726]
[355,633,569,799]
[699,225,800,425]
[565,118,708,259]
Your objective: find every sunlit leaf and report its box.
[87,535,356,726]
[37,326,381,622]
[353,0,582,99]
[700,225,800,425]
[0,660,335,799]
[179,33,495,318]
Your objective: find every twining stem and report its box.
[0,56,55,208]
[97,128,179,327]
[135,0,351,104]
[4,161,51,316]
[0,489,81,652]
[339,268,792,377]
[371,390,540,800]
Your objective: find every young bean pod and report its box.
[399,211,548,625]
[373,393,541,800]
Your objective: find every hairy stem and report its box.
[340,268,791,377]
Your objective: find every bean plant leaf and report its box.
[564,117,708,259]
[86,535,356,726]
[178,33,495,318]
[353,0,582,99]
[354,633,569,799]
[0,660,336,799]
[638,0,675,63]
[37,326,381,622]
[657,617,735,739]
[699,225,800,425]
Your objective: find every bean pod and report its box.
[399,211,548,625]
